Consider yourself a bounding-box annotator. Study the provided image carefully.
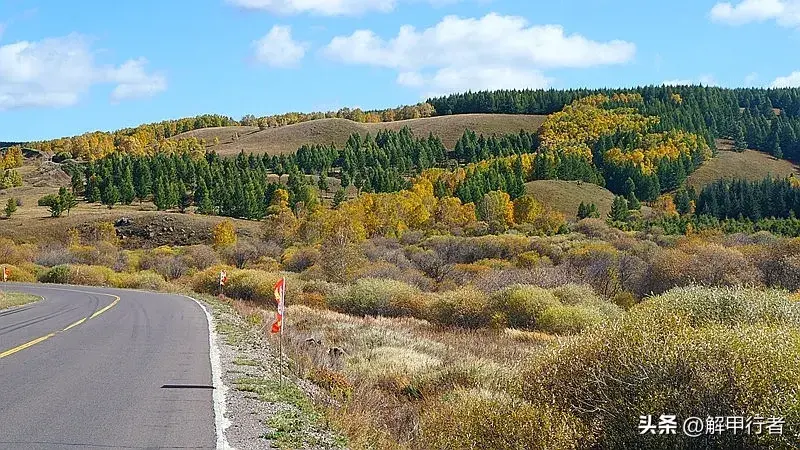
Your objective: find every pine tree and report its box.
[609,195,630,222]
[333,188,346,208]
[120,165,136,205]
[734,124,747,151]
[675,189,692,215]
[133,160,152,203]
[318,171,329,192]
[104,185,119,209]
[4,198,17,218]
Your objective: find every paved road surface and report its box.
[0,283,216,449]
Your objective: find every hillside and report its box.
[686,149,800,190]
[525,180,618,219]
[174,114,546,155]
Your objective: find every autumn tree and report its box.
[212,219,237,249]
[478,191,514,233]
[512,195,544,224]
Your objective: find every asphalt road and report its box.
[0,283,216,449]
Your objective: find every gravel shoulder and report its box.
[195,293,346,450]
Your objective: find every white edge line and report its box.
[185,295,234,450]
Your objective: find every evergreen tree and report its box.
[675,189,692,215]
[4,198,17,218]
[103,185,119,209]
[734,124,747,151]
[609,196,630,222]
[333,188,346,208]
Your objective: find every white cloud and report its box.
[252,25,307,67]
[324,13,634,94]
[0,34,165,110]
[744,72,759,85]
[418,67,552,97]
[108,58,167,102]
[226,0,396,15]
[772,71,800,87]
[710,0,800,27]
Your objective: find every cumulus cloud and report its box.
[0,34,165,110]
[108,58,167,102]
[324,13,635,94]
[772,71,800,87]
[252,25,307,67]
[710,0,800,27]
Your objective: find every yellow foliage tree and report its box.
[212,220,237,249]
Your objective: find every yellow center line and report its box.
[0,291,121,361]
[89,296,120,319]
[62,317,87,331]
[0,333,56,359]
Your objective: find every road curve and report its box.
[0,283,216,449]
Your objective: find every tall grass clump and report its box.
[521,286,800,449]
[328,278,425,319]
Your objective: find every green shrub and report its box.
[488,285,560,330]
[427,288,490,328]
[418,388,586,450]
[536,305,606,335]
[522,286,800,448]
[328,278,425,318]
[38,265,72,284]
[550,284,602,305]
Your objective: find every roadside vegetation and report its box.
[4,85,800,448]
[0,290,40,309]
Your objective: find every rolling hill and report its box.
[686,149,800,190]
[173,114,546,156]
[525,180,618,219]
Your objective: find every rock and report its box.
[115,217,132,226]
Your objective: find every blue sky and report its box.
[1,0,799,141]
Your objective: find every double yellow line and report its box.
[0,292,120,360]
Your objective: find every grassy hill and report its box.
[525,180,618,219]
[687,149,800,190]
[174,114,546,156]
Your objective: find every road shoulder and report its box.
[192,294,345,450]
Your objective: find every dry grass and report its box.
[174,114,547,156]
[0,291,40,309]
[687,149,800,190]
[525,180,617,219]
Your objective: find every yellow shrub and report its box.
[0,264,35,282]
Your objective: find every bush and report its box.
[38,264,114,286]
[328,278,426,319]
[488,285,560,330]
[0,238,35,265]
[427,288,490,328]
[0,264,35,282]
[418,388,585,450]
[190,265,303,304]
[181,245,220,270]
[110,271,170,291]
[282,246,320,273]
[536,304,606,335]
[550,283,602,306]
[521,286,800,448]
[35,244,75,267]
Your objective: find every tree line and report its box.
[696,176,800,220]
